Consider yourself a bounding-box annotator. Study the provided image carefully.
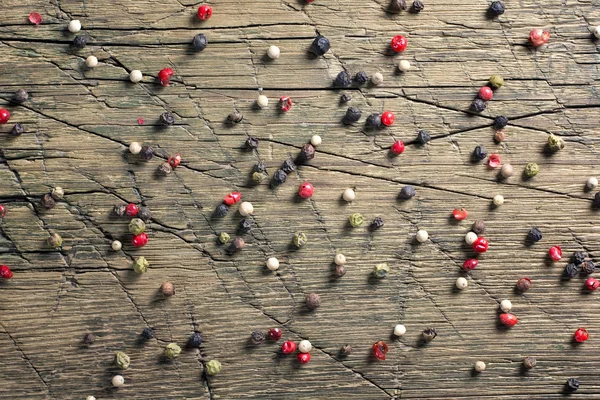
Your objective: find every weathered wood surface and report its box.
[1,0,600,398]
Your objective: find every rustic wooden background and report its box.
[1,0,600,398]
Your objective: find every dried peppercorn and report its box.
[281,159,296,174]
[0,205,6,218]
[489,75,504,89]
[306,293,321,309]
[492,116,508,130]
[239,218,252,233]
[293,231,307,248]
[268,328,283,341]
[133,257,149,274]
[250,330,265,345]
[334,71,352,87]
[573,251,586,265]
[310,35,330,56]
[41,193,56,209]
[279,96,293,112]
[272,169,287,185]
[115,352,130,369]
[342,344,353,355]
[245,137,259,150]
[523,356,536,369]
[141,327,155,340]
[252,171,268,183]
[472,145,487,161]
[341,94,351,103]
[372,341,389,360]
[158,162,172,175]
[471,99,486,112]
[582,261,595,275]
[354,71,368,84]
[140,145,154,160]
[137,206,152,222]
[366,114,382,128]
[227,111,243,124]
[343,107,362,124]
[72,35,88,49]
[206,360,222,376]
[254,161,267,173]
[390,35,407,52]
[161,281,175,296]
[411,0,424,12]
[399,185,416,199]
[229,237,245,253]
[499,313,518,327]
[462,259,478,270]
[417,130,431,144]
[472,220,486,234]
[529,29,550,47]
[164,343,182,359]
[563,263,580,279]
[47,232,63,248]
[218,232,231,244]
[214,203,229,217]
[525,162,539,177]
[373,263,390,278]
[188,332,204,348]
[527,227,543,243]
[516,277,532,292]
[159,111,175,126]
[51,187,64,200]
[129,218,146,235]
[334,265,346,277]
[574,327,588,342]
[82,333,96,345]
[549,245,562,261]
[132,233,148,247]
[193,33,208,51]
[0,265,13,279]
[10,123,24,136]
[422,328,437,342]
[488,1,505,16]
[370,217,384,230]
[585,277,599,290]
[158,68,174,86]
[299,144,315,163]
[594,192,600,208]
[566,378,580,391]
[388,0,407,12]
[197,4,213,20]
[282,340,296,354]
[547,134,565,151]
[453,208,468,220]
[14,89,29,103]
[349,213,364,227]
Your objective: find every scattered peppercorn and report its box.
[499,313,518,327]
[563,263,580,279]
[239,218,252,233]
[399,185,416,200]
[342,344,353,355]
[214,203,229,217]
[115,351,130,369]
[245,137,259,150]
[529,29,550,47]
[354,71,368,84]
[334,71,352,87]
[305,293,321,310]
[527,227,543,243]
[252,171,268,183]
[47,232,63,248]
[411,0,424,12]
[388,0,407,12]
[391,35,407,52]
[416,130,431,144]
[488,1,505,16]
[137,206,152,222]
[279,96,293,112]
[82,333,96,345]
[141,327,155,340]
[349,213,364,227]
[472,220,486,234]
[549,245,562,261]
[160,281,175,297]
[140,145,154,160]
[206,359,222,376]
[129,218,146,235]
[341,94,352,103]
[219,232,231,244]
[282,340,297,354]
[159,111,175,126]
[281,159,296,174]
[343,107,362,124]
[334,265,346,277]
[472,237,489,253]
[293,231,307,248]
[547,134,565,152]
[472,145,487,161]
[229,237,245,253]
[227,111,243,123]
[193,33,208,51]
[251,330,266,345]
[113,204,127,217]
[125,204,138,217]
[373,263,390,278]
[585,277,599,290]
[471,98,486,112]
[41,193,56,209]
[299,143,315,162]
[268,328,283,341]
[310,35,330,56]
[493,115,508,130]
[254,161,267,173]
[594,192,600,208]
[523,356,536,369]
[72,35,88,49]
[188,332,204,348]
[370,216,384,230]
[10,123,24,136]
[489,75,504,89]
[197,4,213,20]
[366,113,382,128]
[14,89,29,103]
[164,343,182,359]
[422,328,437,342]
[132,233,148,247]
[516,277,532,292]
[0,205,6,218]
[272,169,287,185]
[572,251,586,265]
[133,257,149,274]
[524,162,539,177]
[582,261,595,275]
[372,340,389,360]
[566,378,580,391]
[51,187,64,200]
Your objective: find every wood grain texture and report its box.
[1,0,600,398]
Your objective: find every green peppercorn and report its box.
[293,231,307,248]
[206,359,222,376]
[349,213,364,227]
[164,343,182,359]
[133,256,149,274]
[47,232,63,248]
[489,75,504,89]
[373,263,389,278]
[252,171,268,183]
[115,351,130,369]
[547,134,565,152]
[524,162,539,177]
[218,232,231,244]
[128,218,146,235]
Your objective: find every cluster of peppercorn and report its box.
[251,328,313,363]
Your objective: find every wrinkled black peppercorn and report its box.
[388,0,407,12]
[214,203,229,217]
[299,144,315,162]
[239,218,253,233]
[254,161,267,173]
[272,169,288,185]
[417,130,431,144]
[187,332,204,348]
[572,251,586,265]
[229,237,245,253]
[341,93,352,103]
[366,114,382,128]
[493,115,508,130]
[10,123,24,136]
[82,333,96,345]
[399,185,416,199]
[472,220,486,235]
[343,107,362,124]
[354,71,368,84]
[411,0,424,12]
[41,193,56,209]
[422,328,437,342]
[370,217,384,230]
[158,162,172,175]
[193,33,208,51]
[566,378,580,391]
[227,111,243,123]
[488,1,505,16]
[281,159,296,174]
[250,330,266,345]
[141,327,155,340]
[334,71,352,88]
[245,137,259,150]
[563,263,580,279]
[594,192,600,207]
[137,206,152,222]
[471,99,487,112]
[160,111,175,126]
[14,89,29,103]
[113,204,127,217]
[527,227,543,243]
[140,145,154,160]
[582,260,595,275]
[72,35,88,49]
[310,35,330,56]
[472,145,488,161]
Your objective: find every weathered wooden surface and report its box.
[1,0,600,398]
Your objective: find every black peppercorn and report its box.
[527,227,543,243]
[472,220,486,235]
[250,330,265,345]
[566,378,580,391]
[488,1,505,16]
[41,193,56,209]
[159,111,175,126]
[594,192,600,208]
[388,0,407,12]
[193,33,208,51]
[137,206,152,222]
[471,99,487,112]
[187,331,204,348]
[82,333,96,345]
[254,161,267,173]
[343,107,362,125]
[281,159,296,174]
[572,251,586,265]
[158,162,173,175]
[272,169,287,185]
[72,35,88,49]
[354,71,368,84]
[214,203,229,217]
[14,89,29,103]
[366,113,382,128]
[229,237,245,253]
[493,115,508,130]
[334,71,352,88]
[422,328,437,342]
[417,129,431,144]
[563,263,580,279]
[523,356,536,369]
[370,216,384,230]
[582,260,595,275]
[299,144,315,163]
[239,218,252,233]
[141,327,155,340]
[140,145,154,160]
[245,137,259,150]
[411,0,424,12]
[306,293,321,309]
[341,93,351,103]
[113,204,127,217]
[334,265,346,277]
[472,145,487,161]
[516,277,532,292]
[10,123,24,136]
[310,35,330,56]
[399,185,416,199]
[227,111,243,124]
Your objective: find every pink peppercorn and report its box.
[391,140,405,155]
[280,96,293,112]
[0,204,6,218]
[390,35,407,52]
[197,5,213,20]
[529,29,550,47]
[158,68,174,86]
[488,154,501,168]
[499,313,518,327]
[267,328,282,341]
[132,233,148,247]
[472,237,489,253]
[381,111,395,126]
[462,259,478,270]
[297,352,311,364]
[0,109,11,124]
[478,86,493,101]
[125,203,139,217]
[453,208,468,220]
[574,327,589,343]
[0,265,13,279]
[282,340,297,354]
[28,12,42,25]
[585,277,599,291]
[298,182,314,199]
[372,341,389,360]
[548,246,562,262]
[223,192,241,206]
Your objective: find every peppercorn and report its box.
[564,263,580,279]
[411,0,424,12]
[279,96,293,112]
[522,356,536,369]
[372,340,389,360]
[47,232,63,248]
[239,202,254,217]
[370,217,384,230]
[267,327,282,341]
[229,237,245,253]
[112,375,125,387]
[524,162,539,178]
[488,1,505,16]
[422,328,437,342]
[10,123,24,136]
[158,281,174,297]
[197,4,213,20]
[0,109,10,124]
[254,161,267,173]
[128,218,146,236]
[573,251,586,265]
[343,107,362,124]
[306,293,321,309]
[527,227,543,242]
[388,0,407,12]
[585,277,599,290]
[293,231,307,248]
[133,257,149,274]
[341,344,353,355]
[281,159,296,174]
[299,144,315,162]
[0,205,6,218]
[252,171,268,183]
[249,330,266,345]
[218,232,231,244]
[471,99,486,112]
[245,137,259,150]
[159,111,174,126]
[334,71,351,88]
[193,33,208,51]
[141,327,154,340]
[366,113,382,128]
[227,111,243,124]
[574,327,588,342]
[72,35,88,49]
[594,192,600,208]
[515,277,531,292]
[115,351,130,369]
[547,134,565,151]
[354,71,368,85]
[489,75,504,89]
[310,35,330,56]
[51,187,64,200]
[14,89,29,103]
[214,203,229,217]
[349,213,364,227]
[41,193,56,209]
[272,169,287,185]
[206,359,222,376]
[529,29,550,47]
[493,115,508,130]
[472,145,487,161]
[373,263,390,278]
[334,265,346,277]
[549,245,562,261]
[140,145,154,160]
[416,130,431,144]
[238,219,252,234]
[582,261,595,275]
[137,206,152,222]
[188,332,204,348]
[470,220,485,235]
[566,378,580,391]
[341,94,351,103]
[399,185,416,200]
[125,204,138,216]
[164,343,182,359]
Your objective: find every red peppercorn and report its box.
[197,5,213,20]
[488,154,501,168]
[28,12,42,25]
[574,327,589,342]
[462,259,478,271]
[297,352,311,364]
[223,191,242,206]
[267,328,283,341]
[168,154,181,168]
[0,265,13,279]
[478,86,493,101]
[158,68,174,86]
[137,117,145,125]
[499,313,518,327]
[132,233,148,247]
[548,246,562,262]
[585,277,599,291]
[381,111,395,126]
[529,29,550,47]
[472,237,489,253]
[391,140,405,155]
[298,182,314,199]
[282,340,297,354]
[0,109,11,124]
[372,340,389,360]
[280,96,293,112]
[390,35,407,52]
[125,203,139,217]
[0,204,6,218]
[453,208,468,221]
